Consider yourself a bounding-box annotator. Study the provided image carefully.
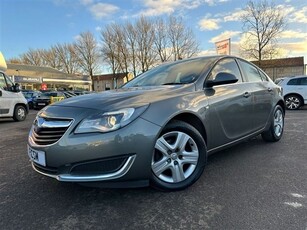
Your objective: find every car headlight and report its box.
[75,106,148,134]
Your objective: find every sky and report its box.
[0,0,307,66]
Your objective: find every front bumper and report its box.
[31,155,136,182]
[28,107,161,184]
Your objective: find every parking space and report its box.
[0,108,306,229]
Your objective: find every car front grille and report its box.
[31,117,73,145]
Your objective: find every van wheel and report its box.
[13,105,27,121]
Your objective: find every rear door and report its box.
[237,59,273,131]
[205,58,255,149]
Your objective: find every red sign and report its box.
[215,38,231,55]
[41,83,47,90]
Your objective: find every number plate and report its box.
[38,103,45,106]
[27,145,46,166]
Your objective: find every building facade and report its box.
[93,73,133,92]
[252,57,305,81]
[6,63,91,91]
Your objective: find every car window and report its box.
[238,60,262,82]
[287,78,299,85]
[23,93,33,98]
[259,70,269,82]
[208,58,242,82]
[123,58,215,87]
[300,77,307,85]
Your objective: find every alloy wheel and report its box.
[274,109,283,137]
[152,131,199,183]
[285,96,301,110]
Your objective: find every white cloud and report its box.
[224,9,246,22]
[291,6,307,23]
[279,40,307,55]
[73,35,82,41]
[136,0,227,16]
[279,30,307,39]
[209,30,241,43]
[95,26,102,32]
[137,0,181,16]
[89,3,119,19]
[276,4,295,17]
[198,18,220,30]
[197,49,217,56]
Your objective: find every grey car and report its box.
[27,56,285,191]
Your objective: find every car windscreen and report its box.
[23,93,33,98]
[274,78,284,85]
[123,58,215,88]
[41,93,58,97]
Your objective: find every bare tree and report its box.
[153,18,172,62]
[168,16,199,61]
[113,24,130,81]
[20,48,44,66]
[74,31,100,89]
[100,15,200,76]
[54,43,79,74]
[101,25,121,83]
[240,0,286,65]
[135,16,156,73]
[125,22,138,77]
[7,57,22,64]
[41,47,61,69]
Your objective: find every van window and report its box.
[0,74,15,91]
[0,73,6,89]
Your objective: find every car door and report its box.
[298,77,307,104]
[237,59,273,131]
[204,58,255,150]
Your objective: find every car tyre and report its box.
[150,120,207,191]
[28,101,33,109]
[285,94,302,110]
[13,105,27,122]
[261,105,284,142]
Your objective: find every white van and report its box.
[0,52,28,121]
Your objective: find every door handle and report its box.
[243,92,251,98]
[267,87,273,92]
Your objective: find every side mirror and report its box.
[13,83,21,92]
[206,72,238,87]
[0,90,2,97]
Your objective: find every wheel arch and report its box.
[14,103,29,114]
[165,112,208,145]
[276,99,285,113]
[284,93,304,103]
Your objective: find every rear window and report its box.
[300,77,307,85]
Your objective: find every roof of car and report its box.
[282,75,307,79]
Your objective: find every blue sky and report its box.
[1,0,307,63]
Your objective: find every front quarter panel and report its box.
[140,90,209,133]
